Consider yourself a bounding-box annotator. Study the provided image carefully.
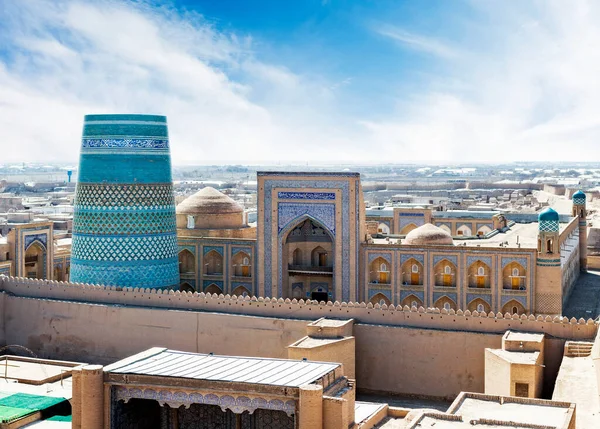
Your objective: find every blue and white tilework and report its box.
[260,175,355,301]
[71,114,179,289]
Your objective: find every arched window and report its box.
[444,302,451,311]
[380,263,387,271]
[444,265,451,275]
[412,264,419,273]
[547,239,553,253]
[512,268,519,276]
[411,301,418,308]
[512,306,518,314]
[477,267,485,276]
[477,304,484,313]
[379,299,386,306]
[243,257,249,265]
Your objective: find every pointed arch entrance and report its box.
[282,216,334,301]
[24,241,46,279]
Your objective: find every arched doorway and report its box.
[204,250,223,275]
[433,259,456,287]
[401,258,423,286]
[24,242,46,279]
[370,293,391,306]
[433,296,457,311]
[178,249,195,275]
[369,257,391,284]
[502,262,526,290]
[284,218,333,300]
[401,294,423,309]
[204,283,223,295]
[232,251,251,277]
[502,300,526,315]
[467,260,490,288]
[232,285,251,297]
[180,283,195,293]
[467,298,491,313]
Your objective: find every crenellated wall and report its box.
[0,275,597,399]
[0,276,596,339]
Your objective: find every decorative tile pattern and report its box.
[433,292,457,304]
[466,293,491,307]
[539,220,560,232]
[368,252,392,264]
[368,288,392,301]
[467,256,492,268]
[231,247,252,256]
[203,280,224,291]
[72,234,178,261]
[277,203,336,235]
[263,178,352,301]
[433,255,458,266]
[399,215,425,230]
[277,192,336,200]
[74,184,174,209]
[204,246,224,256]
[501,257,528,269]
[24,233,48,250]
[70,258,178,288]
[73,209,176,235]
[401,254,424,265]
[71,114,179,289]
[573,197,586,205]
[501,295,527,308]
[400,290,424,303]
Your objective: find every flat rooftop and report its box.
[0,356,81,386]
[371,220,567,249]
[505,331,545,342]
[486,349,540,364]
[449,394,574,428]
[105,348,340,388]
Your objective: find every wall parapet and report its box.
[0,275,596,340]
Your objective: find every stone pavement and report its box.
[563,270,600,320]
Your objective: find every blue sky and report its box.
[1,0,600,164]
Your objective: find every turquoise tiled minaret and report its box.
[70,114,179,288]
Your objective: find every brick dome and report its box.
[177,187,243,215]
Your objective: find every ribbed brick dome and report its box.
[177,187,243,215]
[404,223,453,246]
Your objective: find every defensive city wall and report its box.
[0,275,597,399]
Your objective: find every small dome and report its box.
[573,190,586,200]
[538,207,559,222]
[404,223,453,246]
[177,187,243,215]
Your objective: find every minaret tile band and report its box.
[70,114,179,289]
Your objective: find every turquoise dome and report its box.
[573,190,586,200]
[538,207,559,222]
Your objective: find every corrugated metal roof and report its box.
[105,349,339,388]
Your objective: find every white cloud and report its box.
[1,0,600,165]
[375,24,459,59]
[365,1,600,163]
[0,0,356,164]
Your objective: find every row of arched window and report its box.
[369,293,527,315]
[178,249,252,277]
[368,257,527,290]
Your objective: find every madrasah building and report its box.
[174,173,587,316]
[0,118,589,317]
[1,115,599,429]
